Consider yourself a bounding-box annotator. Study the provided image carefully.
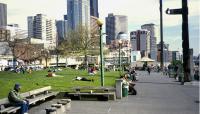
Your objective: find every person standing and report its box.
[8,84,29,114]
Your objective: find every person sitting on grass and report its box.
[8,84,29,114]
[47,70,56,77]
[88,67,97,75]
[73,76,94,82]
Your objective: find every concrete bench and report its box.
[28,91,58,104]
[72,86,116,93]
[68,92,116,101]
[0,97,27,114]
[0,86,58,114]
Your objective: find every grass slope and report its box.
[0,68,120,99]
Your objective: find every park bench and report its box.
[0,86,58,114]
[68,86,116,101]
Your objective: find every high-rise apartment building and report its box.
[27,14,56,49]
[0,3,7,27]
[141,23,157,60]
[106,13,128,45]
[67,0,90,31]
[90,0,99,17]
[130,30,150,57]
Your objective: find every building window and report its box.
[133,56,136,61]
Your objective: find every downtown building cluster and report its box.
[0,1,184,69]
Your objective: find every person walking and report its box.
[147,66,151,75]
[8,84,29,114]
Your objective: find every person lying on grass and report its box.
[73,76,94,82]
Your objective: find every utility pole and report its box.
[160,0,164,69]
[166,0,190,82]
[182,0,190,82]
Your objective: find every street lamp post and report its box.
[118,40,122,75]
[97,19,104,86]
[160,0,164,69]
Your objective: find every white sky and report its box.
[0,0,199,54]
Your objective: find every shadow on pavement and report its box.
[136,81,180,85]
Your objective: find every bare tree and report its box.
[59,25,100,69]
[15,44,44,64]
[1,31,43,67]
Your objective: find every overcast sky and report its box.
[0,0,199,55]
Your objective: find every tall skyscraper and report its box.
[63,15,68,38]
[157,42,169,63]
[67,0,90,31]
[27,16,34,38]
[90,0,99,17]
[56,20,67,43]
[130,30,150,57]
[0,3,7,27]
[141,23,157,60]
[28,14,57,49]
[106,13,128,45]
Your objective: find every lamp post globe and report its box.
[97,19,103,27]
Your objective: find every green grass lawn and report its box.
[0,68,121,99]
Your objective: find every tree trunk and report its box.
[45,57,48,68]
[84,54,88,70]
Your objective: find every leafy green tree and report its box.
[171,60,182,66]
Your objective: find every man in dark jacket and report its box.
[8,84,29,114]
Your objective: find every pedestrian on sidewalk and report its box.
[147,66,151,75]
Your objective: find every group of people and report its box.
[8,66,33,74]
[120,73,137,95]
[120,67,138,95]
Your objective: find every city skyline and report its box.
[0,0,199,55]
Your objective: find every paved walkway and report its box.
[29,71,199,114]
